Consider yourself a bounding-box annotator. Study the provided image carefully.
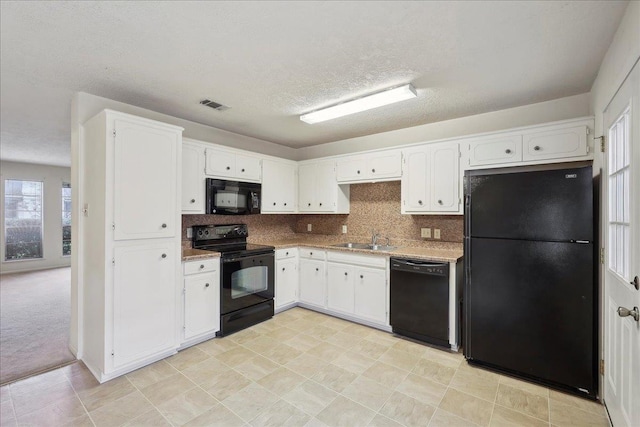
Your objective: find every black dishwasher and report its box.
[390,258,449,347]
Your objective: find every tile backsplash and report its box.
[182,181,463,248]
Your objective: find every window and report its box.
[607,107,630,280]
[62,182,71,256]
[4,180,44,261]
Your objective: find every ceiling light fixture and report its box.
[300,84,417,124]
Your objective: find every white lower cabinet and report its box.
[112,242,177,370]
[327,263,355,314]
[275,248,298,311]
[182,258,219,344]
[299,258,327,308]
[354,266,387,325]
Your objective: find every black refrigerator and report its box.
[464,162,598,399]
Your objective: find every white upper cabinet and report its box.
[336,150,402,183]
[205,147,262,182]
[262,159,297,213]
[298,160,350,213]
[181,139,206,214]
[402,142,461,214]
[522,125,588,161]
[464,119,592,169]
[467,135,522,167]
[113,117,179,240]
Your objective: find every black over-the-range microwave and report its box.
[206,178,261,215]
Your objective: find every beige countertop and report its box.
[181,248,221,261]
[249,235,463,263]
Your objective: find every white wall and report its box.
[0,161,71,274]
[296,93,591,160]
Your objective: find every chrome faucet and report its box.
[371,229,380,246]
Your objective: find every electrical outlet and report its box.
[421,228,431,238]
[342,225,348,234]
[307,223,312,232]
[434,229,441,239]
[186,227,193,239]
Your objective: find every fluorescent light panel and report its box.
[300,84,417,124]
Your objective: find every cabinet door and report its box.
[468,135,522,166]
[113,242,176,368]
[236,154,262,182]
[402,149,429,212]
[336,157,366,182]
[298,164,316,212]
[205,148,235,177]
[315,162,337,212]
[299,260,326,307]
[368,151,402,180]
[327,263,355,314]
[182,142,205,213]
[113,119,178,240]
[276,259,298,309]
[522,125,588,161]
[430,143,460,212]
[354,267,387,325]
[184,273,219,340]
[263,160,296,213]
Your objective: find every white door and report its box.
[299,260,326,306]
[354,267,387,325]
[298,164,316,212]
[603,63,640,427]
[276,259,297,308]
[181,141,205,213]
[368,151,402,180]
[235,154,262,182]
[327,263,354,314]
[205,148,235,177]
[430,143,460,212]
[336,157,366,182]
[315,162,337,212]
[402,148,429,212]
[184,274,219,340]
[112,242,176,368]
[113,119,178,240]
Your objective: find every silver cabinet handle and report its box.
[161,253,167,258]
[617,306,639,322]
[505,149,512,154]
[161,223,167,228]
[631,276,639,290]
[190,199,196,203]
[534,145,541,151]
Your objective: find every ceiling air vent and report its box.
[199,99,230,111]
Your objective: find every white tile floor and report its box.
[0,307,608,427]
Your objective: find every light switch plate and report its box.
[307,224,312,232]
[342,225,347,234]
[434,229,441,239]
[421,228,431,238]
[186,227,193,239]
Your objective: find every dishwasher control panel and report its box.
[390,258,448,276]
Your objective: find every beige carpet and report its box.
[0,267,75,385]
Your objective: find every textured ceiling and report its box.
[0,1,629,167]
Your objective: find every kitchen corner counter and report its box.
[182,248,221,261]
[249,235,463,263]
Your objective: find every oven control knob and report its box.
[204,230,209,235]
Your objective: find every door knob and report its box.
[533,145,541,151]
[372,169,376,173]
[344,272,348,276]
[200,264,205,269]
[226,166,231,170]
[205,283,210,288]
[190,199,195,203]
[617,306,639,322]
[418,200,423,205]
[505,149,512,154]
[631,276,639,290]
[438,200,443,205]
[161,253,167,258]
[161,223,167,228]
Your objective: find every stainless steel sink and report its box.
[331,242,370,249]
[331,242,397,251]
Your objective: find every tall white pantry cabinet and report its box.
[81,110,183,383]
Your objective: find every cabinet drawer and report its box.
[522,125,588,161]
[468,135,522,166]
[327,251,386,269]
[183,258,219,275]
[276,248,298,260]
[299,248,326,260]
